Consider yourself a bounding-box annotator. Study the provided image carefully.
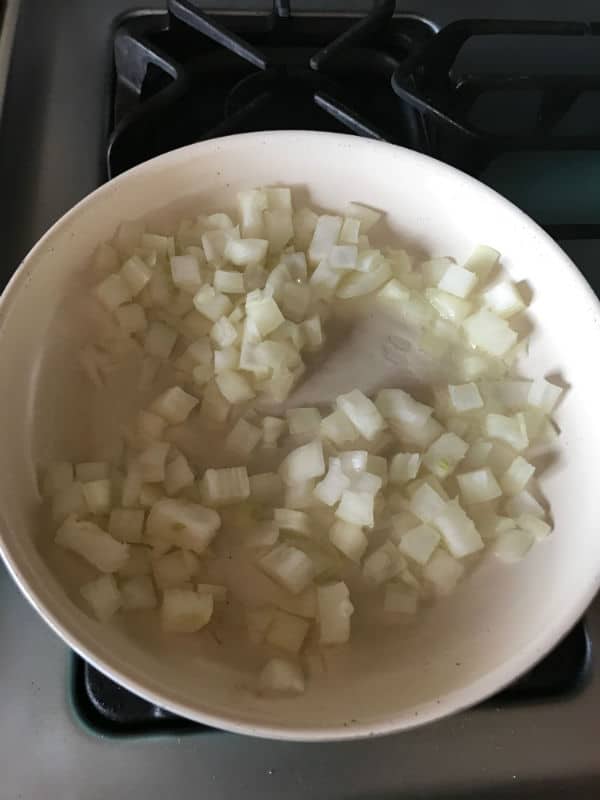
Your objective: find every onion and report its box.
[45,184,561,697]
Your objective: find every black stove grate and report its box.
[72,622,590,737]
[70,0,597,737]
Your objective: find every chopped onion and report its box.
[397,524,440,565]
[108,508,145,543]
[336,490,374,528]
[161,588,213,633]
[457,468,502,505]
[328,519,368,562]
[145,498,221,553]
[317,582,354,644]
[433,499,483,558]
[121,575,157,610]
[423,549,464,595]
[463,309,518,357]
[336,389,385,441]
[279,440,325,486]
[259,658,305,694]
[151,386,199,424]
[258,544,315,594]
[81,575,122,621]
[482,281,525,319]
[500,456,535,495]
[423,432,468,479]
[493,529,534,563]
[308,215,343,266]
[201,467,249,506]
[438,264,477,298]
[56,516,130,573]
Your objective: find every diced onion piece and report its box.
[138,410,168,442]
[245,521,280,548]
[423,549,464,595]
[225,238,269,267]
[245,291,284,336]
[339,217,361,244]
[201,381,231,422]
[463,440,494,470]
[493,529,534,563]
[500,456,535,495]
[201,466,250,506]
[328,244,358,270]
[95,273,132,311]
[314,458,351,506]
[210,316,238,348]
[504,490,545,519]
[151,386,199,424]
[138,441,170,483]
[317,582,354,644]
[193,285,233,321]
[144,321,177,360]
[336,261,391,298]
[152,550,198,590]
[384,584,418,615]
[214,269,245,294]
[301,315,323,350]
[339,450,368,475]
[81,575,122,621]
[308,215,343,266]
[425,288,472,324]
[108,508,145,543]
[438,264,477,298]
[161,588,213,633]
[457,468,502,504]
[258,544,315,594]
[56,516,130,573]
[286,407,321,441]
[363,542,404,585]
[259,658,304,695]
[214,346,240,374]
[464,245,499,281]
[164,452,195,495]
[81,479,111,514]
[484,412,528,451]
[528,378,563,414]
[397,524,440,565]
[328,519,368,562]
[448,383,483,413]
[262,416,286,448]
[422,257,452,286]
[336,490,374,528]
[274,508,311,535]
[433,499,483,558]
[145,498,221,554]
[170,255,202,293]
[350,471,382,495]
[482,280,525,318]
[42,461,74,496]
[375,388,433,427]
[265,609,310,654]
[264,209,294,253]
[265,187,292,210]
[409,482,447,523]
[237,189,267,238]
[309,259,341,299]
[139,483,163,509]
[293,207,318,251]
[279,440,325,486]
[346,202,382,233]
[518,513,552,541]
[116,303,147,334]
[463,309,518,357]
[389,511,421,542]
[389,453,421,485]
[336,389,385,442]
[225,418,262,458]
[215,369,255,404]
[391,416,444,451]
[120,575,157,610]
[423,432,468,479]
[281,282,310,322]
[320,409,358,446]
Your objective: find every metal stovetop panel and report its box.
[1,2,600,798]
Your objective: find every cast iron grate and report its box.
[71,623,590,737]
[78,0,596,736]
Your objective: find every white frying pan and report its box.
[0,131,599,741]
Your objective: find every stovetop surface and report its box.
[2,1,600,798]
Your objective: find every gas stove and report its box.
[1,1,600,797]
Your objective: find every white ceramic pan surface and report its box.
[0,132,599,741]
